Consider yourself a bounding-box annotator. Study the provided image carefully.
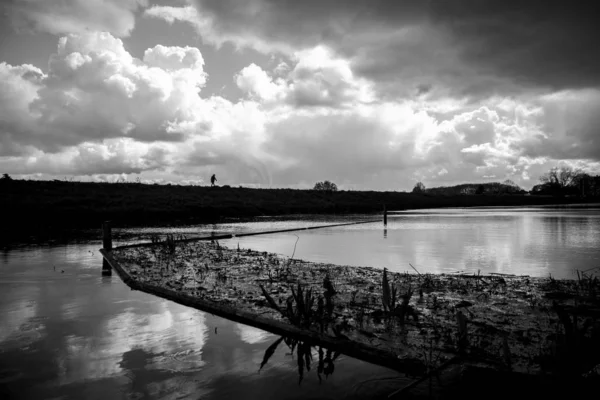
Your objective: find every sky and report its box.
[1,0,599,190]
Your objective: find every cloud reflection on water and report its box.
[235,323,275,344]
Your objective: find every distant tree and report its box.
[313,180,338,192]
[412,182,426,193]
[461,186,476,195]
[570,173,600,197]
[1,173,12,181]
[475,184,485,195]
[535,166,585,196]
[540,166,582,189]
[501,179,526,194]
[589,175,600,197]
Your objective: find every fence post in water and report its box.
[383,205,387,226]
[103,221,112,251]
[102,221,112,275]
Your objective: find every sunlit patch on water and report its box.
[235,323,276,344]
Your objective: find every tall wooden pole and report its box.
[103,221,112,251]
[383,204,387,226]
[102,221,112,274]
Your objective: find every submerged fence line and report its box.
[110,218,383,250]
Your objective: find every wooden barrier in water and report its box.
[383,204,388,226]
[113,218,382,250]
[102,221,112,275]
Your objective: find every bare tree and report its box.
[539,166,583,188]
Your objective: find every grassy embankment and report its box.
[1,179,596,241]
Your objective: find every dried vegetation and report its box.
[112,239,600,378]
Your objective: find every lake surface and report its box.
[2,206,599,399]
[225,206,600,279]
[0,219,401,400]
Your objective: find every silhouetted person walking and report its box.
[210,174,217,187]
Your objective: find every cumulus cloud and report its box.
[234,46,373,108]
[0,62,45,156]
[2,23,600,189]
[235,63,286,102]
[287,46,373,107]
[149,1,599,102]
[7,32,208,152]
[0,32,214,179]
[4,0,148,37]
[0,139,173,176]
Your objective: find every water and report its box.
[2,206,600,399]
[0,220,401,400]
[225,207,600,279]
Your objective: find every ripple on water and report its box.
[156,348,206,372]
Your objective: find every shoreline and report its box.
[3,179,598,243]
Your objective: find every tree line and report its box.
[411,166,600,197]
[532,166,600,197]
[3,168,599,197]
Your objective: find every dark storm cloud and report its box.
[192,0,427,47]
[192,0,600,94]
[519,90,600,161]
[2,0,146,37]
[431,1,600,91]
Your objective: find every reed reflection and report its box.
[259,336,341,385]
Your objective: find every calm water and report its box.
[0,220,401,400]
[225,207,600,279]
[2,206,600,399]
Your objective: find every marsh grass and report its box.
[113,240,600,380]
[576,267,600,299]
[258,335,340,385]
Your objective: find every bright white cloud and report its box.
[0,32,211,178]
[24,32,208,151]
[235,63,286,102]
[2,30,600,189]
[288,46,374,107]
[0,62,45,156]
[235,46,373,108]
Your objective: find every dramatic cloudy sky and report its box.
[1,0,599,189]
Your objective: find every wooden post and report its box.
[383,205,387,226]
[102,221,112,274]
[103,221,112,251]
